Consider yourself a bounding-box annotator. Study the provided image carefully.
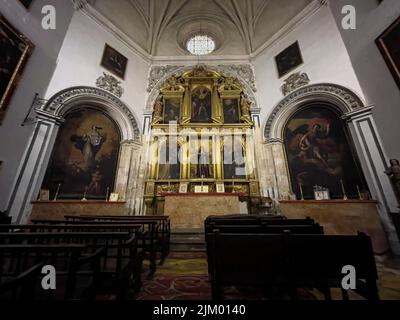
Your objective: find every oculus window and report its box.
[186,35,216,56]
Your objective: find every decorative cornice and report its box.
[41,86,141,140]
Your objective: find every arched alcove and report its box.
[41,107,122,200]
[283,103,368,200]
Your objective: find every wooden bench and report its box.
[208,232,379,300]
[0,244,104,300]
[0,230,143,300]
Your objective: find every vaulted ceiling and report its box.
[90,0,313,56]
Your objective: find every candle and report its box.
[357,185,362,200]
[82,187,88,201]
[232,180,235,193]
[341,180,348,201]
[54,183,61,201]
[106,187,110,202]
[299,183,304,201]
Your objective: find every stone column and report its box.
[114,139,145,215]
[343,106,400,254]
[7,110,63,223]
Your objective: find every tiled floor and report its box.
[138,253,400,300]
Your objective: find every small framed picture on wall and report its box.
[100,44,128,79]
[275,41,303,78]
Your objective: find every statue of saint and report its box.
[240,93,251,119]
[198,149,211,178]
[385,159,400,207]
[153,96,163,123]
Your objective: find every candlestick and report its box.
[299,183,304,201]
[82,187,88,201]
[54,184,61,201]
[201,175,204,192]
[341,180,348,201]
[357,185,362,200]
[106,187,110,202]
[232,180,235,193]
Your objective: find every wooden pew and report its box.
[65,215,171,265]
[208,232,379,300]
[0,244,104,300]
[0,231,142,299]
[0,263,44,301]
[25,221,159,278]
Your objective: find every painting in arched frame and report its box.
[284,104,368,200]
[42,108,121,200]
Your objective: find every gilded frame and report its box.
[376,15,400,89]
[0,16,34,124]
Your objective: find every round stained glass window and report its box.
[186,34,216,56]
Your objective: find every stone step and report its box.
[170,231,206,252]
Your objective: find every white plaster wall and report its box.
[253,5,364,124]
[329,0,400,160]
[0,0,74,211]
[45,10,150,128]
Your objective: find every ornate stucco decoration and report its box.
[147,65,184,93]
[216,64,257,93]
[40,86,141,140]
[264,83,365,141]
[281,72,310,96]
[146,64,258,112]
[96,73,124,98]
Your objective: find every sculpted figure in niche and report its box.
[153,96,163,123]
[240,93,251,119]
[385,159,400,207]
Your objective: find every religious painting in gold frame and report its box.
[222,98,241,124]
[163,97,181,123]
[0,16,34,124]
[191,85,213,123]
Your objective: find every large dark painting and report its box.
[101,44,128,79]
[163,98,180,123]
[376,16,400,89]
[223,98,240,124]
[284,106,367,200]
[191,86,212,123]
[43,109,121,200]
[0,16,34,124]
[275,41,303,78]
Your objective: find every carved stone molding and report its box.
[40,86,141,140]
[146,64,258,112]
[264,83,365,140]
[147,65,184,93]
[281,72,310,96]
[96,72,124,98]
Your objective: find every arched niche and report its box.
[8,87,144,223]
[41,107,122,200]
[260,83,400,254]
[43,86,141,141]
[283,103,368,200]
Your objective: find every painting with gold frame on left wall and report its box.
[0,16,34,124]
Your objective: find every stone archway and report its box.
[8,87,145,223]
[259,83,400,254]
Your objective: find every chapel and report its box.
[0,0,399,301]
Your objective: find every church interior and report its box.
[1,0,400,302]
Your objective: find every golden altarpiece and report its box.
[144,66,261,215]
